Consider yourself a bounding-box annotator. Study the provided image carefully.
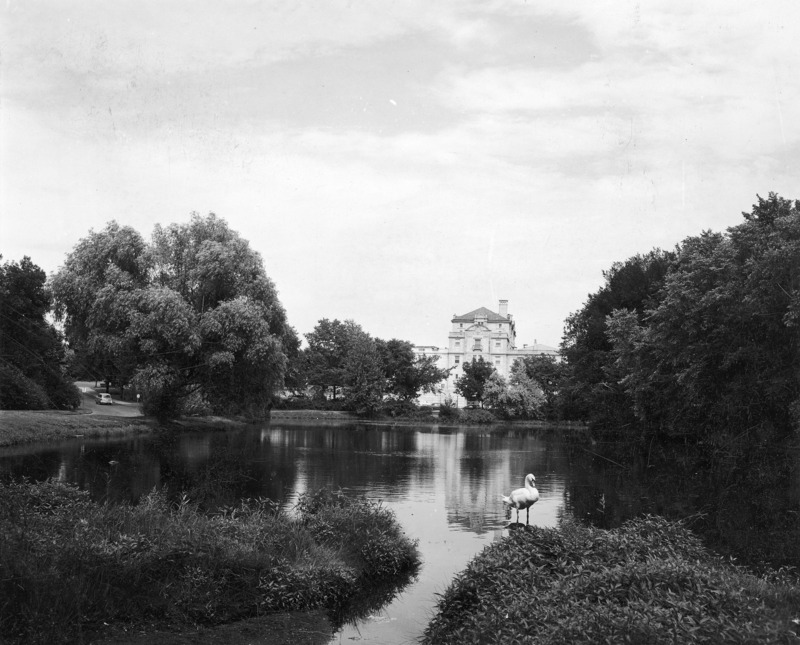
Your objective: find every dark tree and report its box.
[559,249,675,427]
[303,318,355,400]
[454,356,496,405]
[515,354,568,420]
[0,256,80,409]
[607,193,800,443]
[375,338,451,401]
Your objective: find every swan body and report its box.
[501,473,539,524]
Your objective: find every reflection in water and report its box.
[0,421,797,643]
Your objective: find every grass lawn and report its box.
[0,410,154,447]
[0,409,154,447]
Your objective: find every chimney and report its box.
[498,299,508,318]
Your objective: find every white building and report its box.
[414,300,558,406]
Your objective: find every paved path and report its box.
[75,382,144,418]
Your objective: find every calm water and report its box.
[1,420,797,644]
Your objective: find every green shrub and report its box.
[438,404,461,420]
[0,481,420,644]
[458,409,497,424]
[44,377,81,410]
[423,516,800,644]
[296,488,420,624]
[0,362,50,409]
[379,398,419,417]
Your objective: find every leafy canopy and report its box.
[51,214,295,418]
[0,256,80,410]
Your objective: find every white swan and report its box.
[501,473,539,524]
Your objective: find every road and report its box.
[75,382,144,418]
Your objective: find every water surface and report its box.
[1,420,797,644]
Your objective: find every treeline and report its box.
[285,318,449,416]
[554,193,799,445]
[3,213,451,419]
[5,194,797,433]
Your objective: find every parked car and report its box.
[95,393,113,405]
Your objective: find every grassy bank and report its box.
[0,410,153,447]
[0,482,420,644]
[423,517,800,644]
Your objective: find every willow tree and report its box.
[52,213,296,418]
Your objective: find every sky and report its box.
[2,1,798,348]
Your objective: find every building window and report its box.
[455,357,460,364]
[495,358,501,366]
[455,340,461,347]
[495,341,501,348]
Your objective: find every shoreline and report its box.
[0,408,587,449]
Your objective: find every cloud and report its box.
[3,0,799,347]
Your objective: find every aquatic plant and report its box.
[423,516,800,644]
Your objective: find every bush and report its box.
[0,480,420,644]
[0,362,50,409]
[458,409,498,424]
[379,398,419,418]
[423,516,800,644]
[438,404,461,420]
[44,378,81,410]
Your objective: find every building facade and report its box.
[414,300,558,406]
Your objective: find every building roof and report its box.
[452,306,509,323]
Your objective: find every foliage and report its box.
[0,362,50,410]
[375,339,450,401]
[378,398,422,418]
[423,515,800,644]
[0,480,419,644]
[51,215,294,418]
[342,327,386,416]
[454,356,495,405]
[514,354,568,420]
[606,195,800,442]
[0,256,80,410]
[300,320,450,415]
[302,318,354,400]
[559,194,800,445]
[482,362,545,419]
[558,249,674,427]
[457,408,498,424]
[437,399,461,420]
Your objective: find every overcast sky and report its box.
[2,1,798,347]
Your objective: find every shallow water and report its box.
[1,420,797,644]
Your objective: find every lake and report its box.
[1,419,797,644]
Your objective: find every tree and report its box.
[52,214,292,418]
[0,256,80,409]
[559,249,675,426]
[303,318,356,400]
[343,329,386,416]
[515,354,568,420]
[375,338,451,401]
[606,194,800,442]
[454,356,495,405]
[482,362,545,419]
